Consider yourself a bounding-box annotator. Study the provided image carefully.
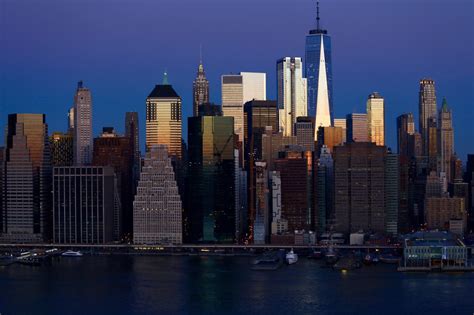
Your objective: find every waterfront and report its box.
[1,255,474,315]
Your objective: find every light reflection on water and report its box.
[1,255,473,314]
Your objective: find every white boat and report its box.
[286,249,298,265]
[61,250,83,257]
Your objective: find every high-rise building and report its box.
[2,114,51,243]
[270,171,287,235]
[0,147,4,235]
[274,151,310,232]
[192,60,210,117]
[53,166,115,244]
[438,98,454,183]
[346,113,368,142]
[333,118,346,143]
[419,78,437,155]
[50,132,73,166]
[92,128,134,239]
[145,74,182,159]
[333,142,386,233]
[73,81,93,165]
[425,197,466,232]
[186,105,236,242]
[316,126,344,155]
[68,107,74,134]
[316,145,334,232]
[277,57,307,137]
[465,154,474,230]
[427,117,439,172]
[222,72,266,143]
[397,113,415,158]
[125,112,140,204]
[385,152,399,235]
[305,2,333,127]
[254,161,270,244]
[367,92,385,146]
[295,117,315,152]
[133,145,182,244]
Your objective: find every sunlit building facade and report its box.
[367,92,385,146]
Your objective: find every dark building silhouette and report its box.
[92,128,133,239]
[50,132,73,166]
[186,105,236,243]
[397,113,415,159]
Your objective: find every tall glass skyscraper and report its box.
[305,2,333,130]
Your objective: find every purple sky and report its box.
[1,0,473,159]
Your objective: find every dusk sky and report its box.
[1,0,473,158]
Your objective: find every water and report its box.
[1,255,473,315]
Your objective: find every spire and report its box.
[316,1,320,30]
[441,97,449,112]
[162,70,169,85]
[199,44,203,65]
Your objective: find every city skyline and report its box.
[1,0,472,160]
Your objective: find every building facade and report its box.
[438,98,454,184]
[346,113,368,143]
[367,92,385,146]
[133,145,182,244]
[53,166,115,244]
[145,79,182,159]
[419,78,437,156]
[192,61,210,117]
[277,57,307,137]
[73,81,93,165]
[50,132,73,166]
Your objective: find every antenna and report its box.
[316,1,320,30]
[199,44,203,64]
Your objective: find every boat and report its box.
[286,249,298,265]
[379,253,400,264]
[334,256,361,271]
[251,250,285,271]
[61,250,83,257]
[324,246,340,265]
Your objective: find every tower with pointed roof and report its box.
[305,1,333,136]
[438,97,454,184]
[145,72,182,159]
[192,50,210,117]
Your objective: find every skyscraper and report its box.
[277,57,307,137]
[53,166,116,244]
[2,114,51,243]
[346,113,368,142]
[92,128,134,239]
[397,113,415,158]
[367,92,385,146]
[333,118,346,143]
[133,145,182,244]
[419,78,437,155]
[222,72,266,143]
[305,1,333,128]
[125,112,140,199]
[50,132,73,166]
[192,59,209,117]
[385,152,399,235]
[254,161,270,244]
[145,74,182,159]
[316,126,344,155]
[333,142,386,233]
[187,106,236,242]
[438,98,454,183]
[295,117,315,152]
[73,81,93,165]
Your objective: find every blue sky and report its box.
[1,0,473,159]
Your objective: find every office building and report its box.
[425,197,466,232]
[385,152,399,235]
[270,171,288,235]
[53,166,115,244]
[305,2,333,127]
[333,142,386,233]
[2,114,51,243]
[187,106,236,242]
[367,92,385,146]
[92,128,134,238]
[50,132,73,166]
[427,117,439,173]
[316,126,344,155]
[346,113,368,142]
[316,145,334,232]
[438,98,454,183]
[277,57,307,137]
[145,74,182,159]
[192,60,210,117]
[254,161,270,244]
[68,107,74,134]
[419,78,437,156]
[333,118,346,143]
[397,113,415,158]
[125,112,140,187]
[295,117,315,152]
[221,72,266,144]
[133,145,182,244]
[73,81,93,165]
